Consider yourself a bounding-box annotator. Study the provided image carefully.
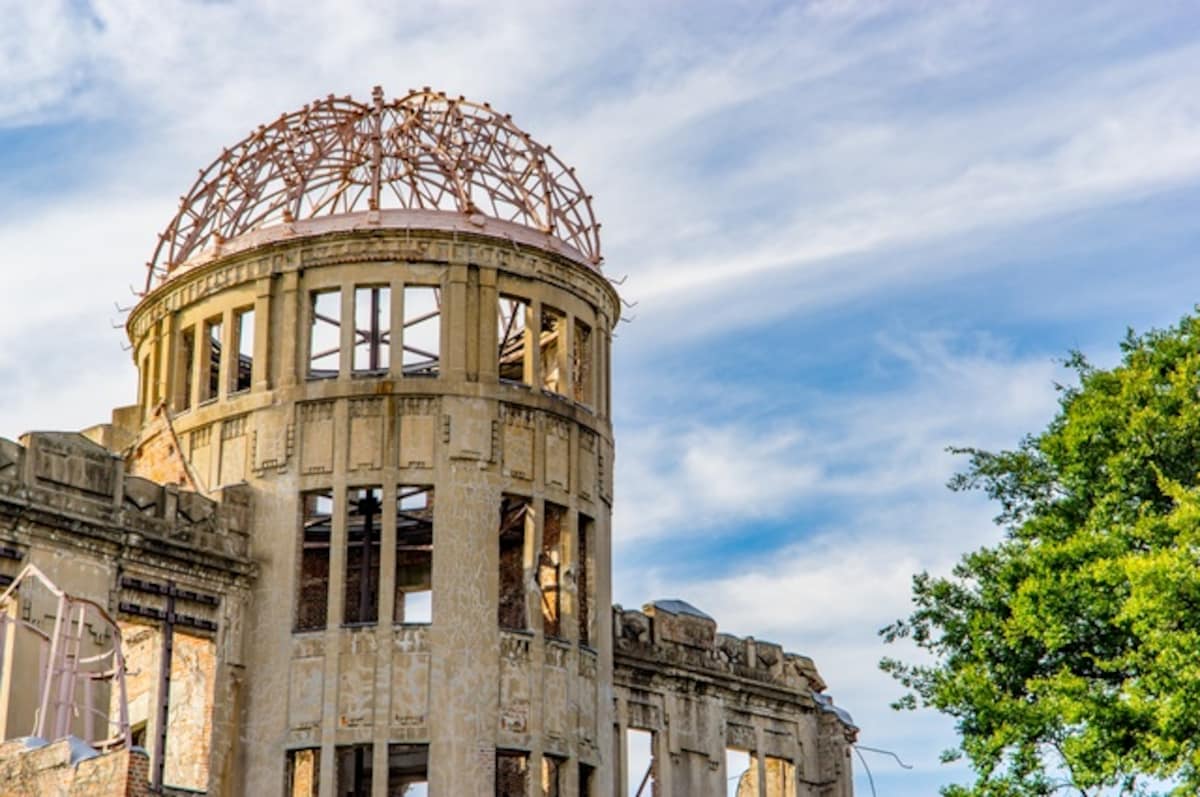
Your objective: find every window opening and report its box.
[573,319,593,405]
[296,490,333,632]
[152,335,163,406]
[353,286,390,374]
[309,289,341,379]
[763,756,797,797]
[496,750,529,797]
[541,754,565,797]
[540,503,565,638]
[627,729,656,797]
[579,763,595,797]
[141,353,151,417]
[578,514,593,646]
[233,307,254,392]
[498,296,531,384]
[725,748,751,797]
[130,721,148,750]
[345,487,383,626]
[540,305,566,394]
[498,496,529,631]
[387,744,429,796]
[287,748,320,797]
[395,486,433,624]
[402,286,440,376]
[203,317,222,400]
[179,327,195,410]
[336,744,373,797]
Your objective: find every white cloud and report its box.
[612,334,1064,787]
[614,332,1060,542]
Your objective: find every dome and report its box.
[145,87,601,290]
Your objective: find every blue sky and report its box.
[3,2,1200,794]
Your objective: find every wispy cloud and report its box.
[614,332,1060,543]
[1,5,1198,794]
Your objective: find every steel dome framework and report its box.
[146,87,601,290]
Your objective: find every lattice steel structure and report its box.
[146,86,601,290]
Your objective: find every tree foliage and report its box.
[882,314,1200,796]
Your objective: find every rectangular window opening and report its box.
[498,495,530,631]
[308,289,341,379]
[353,285,390,374]
[232,307,254,393]
[725,748,752,797]
[344,486,383,626]
[573,319,593,405]
[388,744,429,796]
[203,317,222,401]
[496,750,529,797]
[179,327,195,411]
[540,305,566,395]
[286,747,320,797]
[578,513,594,646]
[402,286,440,377]
[627,729,656,797]
[335,744,373,797]
[296,490,333,632]
[152,336,163,406]
[541,502,565,638]
[541,754,565,797]
[498,296,531,384]
[396,486,433,625]
[763,755,797,797]
[579,762,595,797]
[140,354,151,417]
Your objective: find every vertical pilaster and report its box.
[479,267,499,383]
[339,288,354,380]
[253,277,271,391]
[445,264,469,381]
[427,447,501,795]
[279,271,300,387]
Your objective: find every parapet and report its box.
[0,736,152,796]
[0,432,251,567]
[614,599,855,735]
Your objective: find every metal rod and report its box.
[369,287,381,371]
[153,581,177,791]
[36,595,66,739]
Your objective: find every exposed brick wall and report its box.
[0,739,151,796]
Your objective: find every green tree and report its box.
[882,314,1200,796]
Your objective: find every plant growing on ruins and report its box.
[882,311,1200,796]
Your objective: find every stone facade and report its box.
[0,737,153,797]
[613,601,855,797]
[0,431,252,792]
[0,96,856,797]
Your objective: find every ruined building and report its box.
[0,89,857,796]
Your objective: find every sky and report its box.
[3,2,1200,794]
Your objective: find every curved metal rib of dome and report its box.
[146,87,601,290]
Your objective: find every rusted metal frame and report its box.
[401,344,439,361]
[150,89,603,284]
[153,584,174,791]
[634,762,654,797]
[1,565,132,750]
[402,308,439,328]
[118,576,219,789]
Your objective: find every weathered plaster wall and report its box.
[0,737,153,797]
[0,431,253,794]
[125,228,620,796]
[613,602,856,797]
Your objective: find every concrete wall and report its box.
[0,738,153,797]
[613,602,856,797]
[125,227,621,796]
[0,431,254,793]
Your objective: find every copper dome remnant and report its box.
[146,87,601,289]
